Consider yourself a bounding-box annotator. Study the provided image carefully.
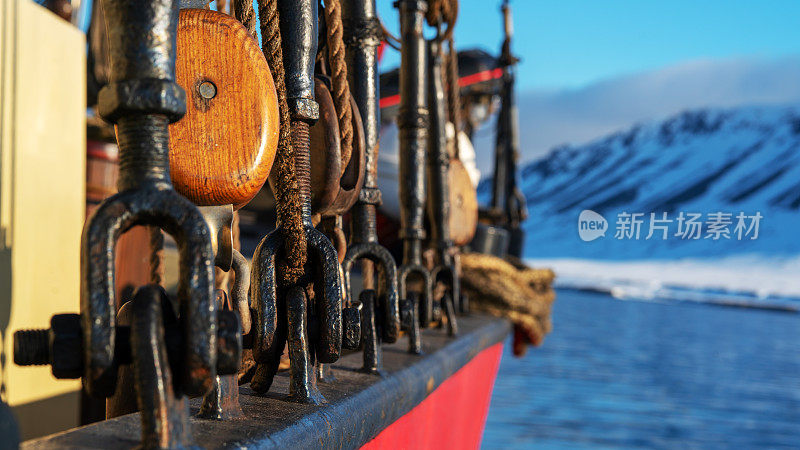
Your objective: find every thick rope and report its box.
[232,0,257,38]
[148,227,165,286]
[460,252,555,356]
[426,0,460,159]
[217,0,228,15]
[425,0,458,41]
[257,0,307,284]
[445,37,462,159]
[323,0,354,173]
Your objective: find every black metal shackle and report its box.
[249,0,358,404]
[342,243,401,371]
[425,38,458,336]
[395,0,434,339]
[338,0,404,367]
[85,0,216,399]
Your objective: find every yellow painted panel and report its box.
[1,0,86,437]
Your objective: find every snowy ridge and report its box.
[478,104,800,260]
[477,103,800,307]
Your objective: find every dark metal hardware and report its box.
[468,223,510,257]
[14,286,241,447]
[200,290,245,420]
[198,205,234,271]
[87,0,216,400]
[10,0,231,445]
[13,308,241,379]
[342,243,401,372]
[426,38,458,336]
[249,0,358,404]
[400,293,422,354]
[489,1,527,258]
[129,286,193,448]
[395,0,433,347]
[25,316,511,449]
[340,0,407,359]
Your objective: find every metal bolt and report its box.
[199,81,217,99]
[13,329,50,366]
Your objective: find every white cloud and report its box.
[471,55,800,168]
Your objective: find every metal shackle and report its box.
[248,0,348,404]
[342,243,401,342]
[395,0,435,343]
[340,0,405,358]
[426,38,459,335]
[86,0,216,398]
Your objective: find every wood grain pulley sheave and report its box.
[448,157,478,246]
[168,8,279,209]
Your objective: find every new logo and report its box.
[578,210,607,241]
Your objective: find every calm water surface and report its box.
[483,289,800,449]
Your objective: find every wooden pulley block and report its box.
[167,9,279,209]
[448,159,479,246]
[325,95,366,215]
[308,78,342,214]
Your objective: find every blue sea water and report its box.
[483,289,800,449]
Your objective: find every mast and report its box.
[491,0,527,257]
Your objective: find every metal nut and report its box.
[49,314,83,379]
[98,79,186,124]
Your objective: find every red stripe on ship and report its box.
[378,67,504,109]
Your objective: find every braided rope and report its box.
[148,226,165,286]
[257,0,307,284]
[425,0,458,41]
[445,37,461,158]
[217,0,229,15]
[323,0,354,173]
[232,0,257,38]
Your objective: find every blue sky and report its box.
[78,0,800,161]
[377,1,800,91]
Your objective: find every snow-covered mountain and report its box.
[479,104,800,260]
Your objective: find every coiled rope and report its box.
[323,0,354,173]
[256,0,307,284]
[460,253,555,356]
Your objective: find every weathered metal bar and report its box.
[14,312,242,377]
[199,291,245,420]
[250,0,358,404]
[22,315,510,449]
[129,286,193,448]
[492,1,527,258]
[426,38,458,336]
[340,0,406,363]
[86,0,217,400]
[396,0,434,339]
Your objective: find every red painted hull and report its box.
[362,343,504,449]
